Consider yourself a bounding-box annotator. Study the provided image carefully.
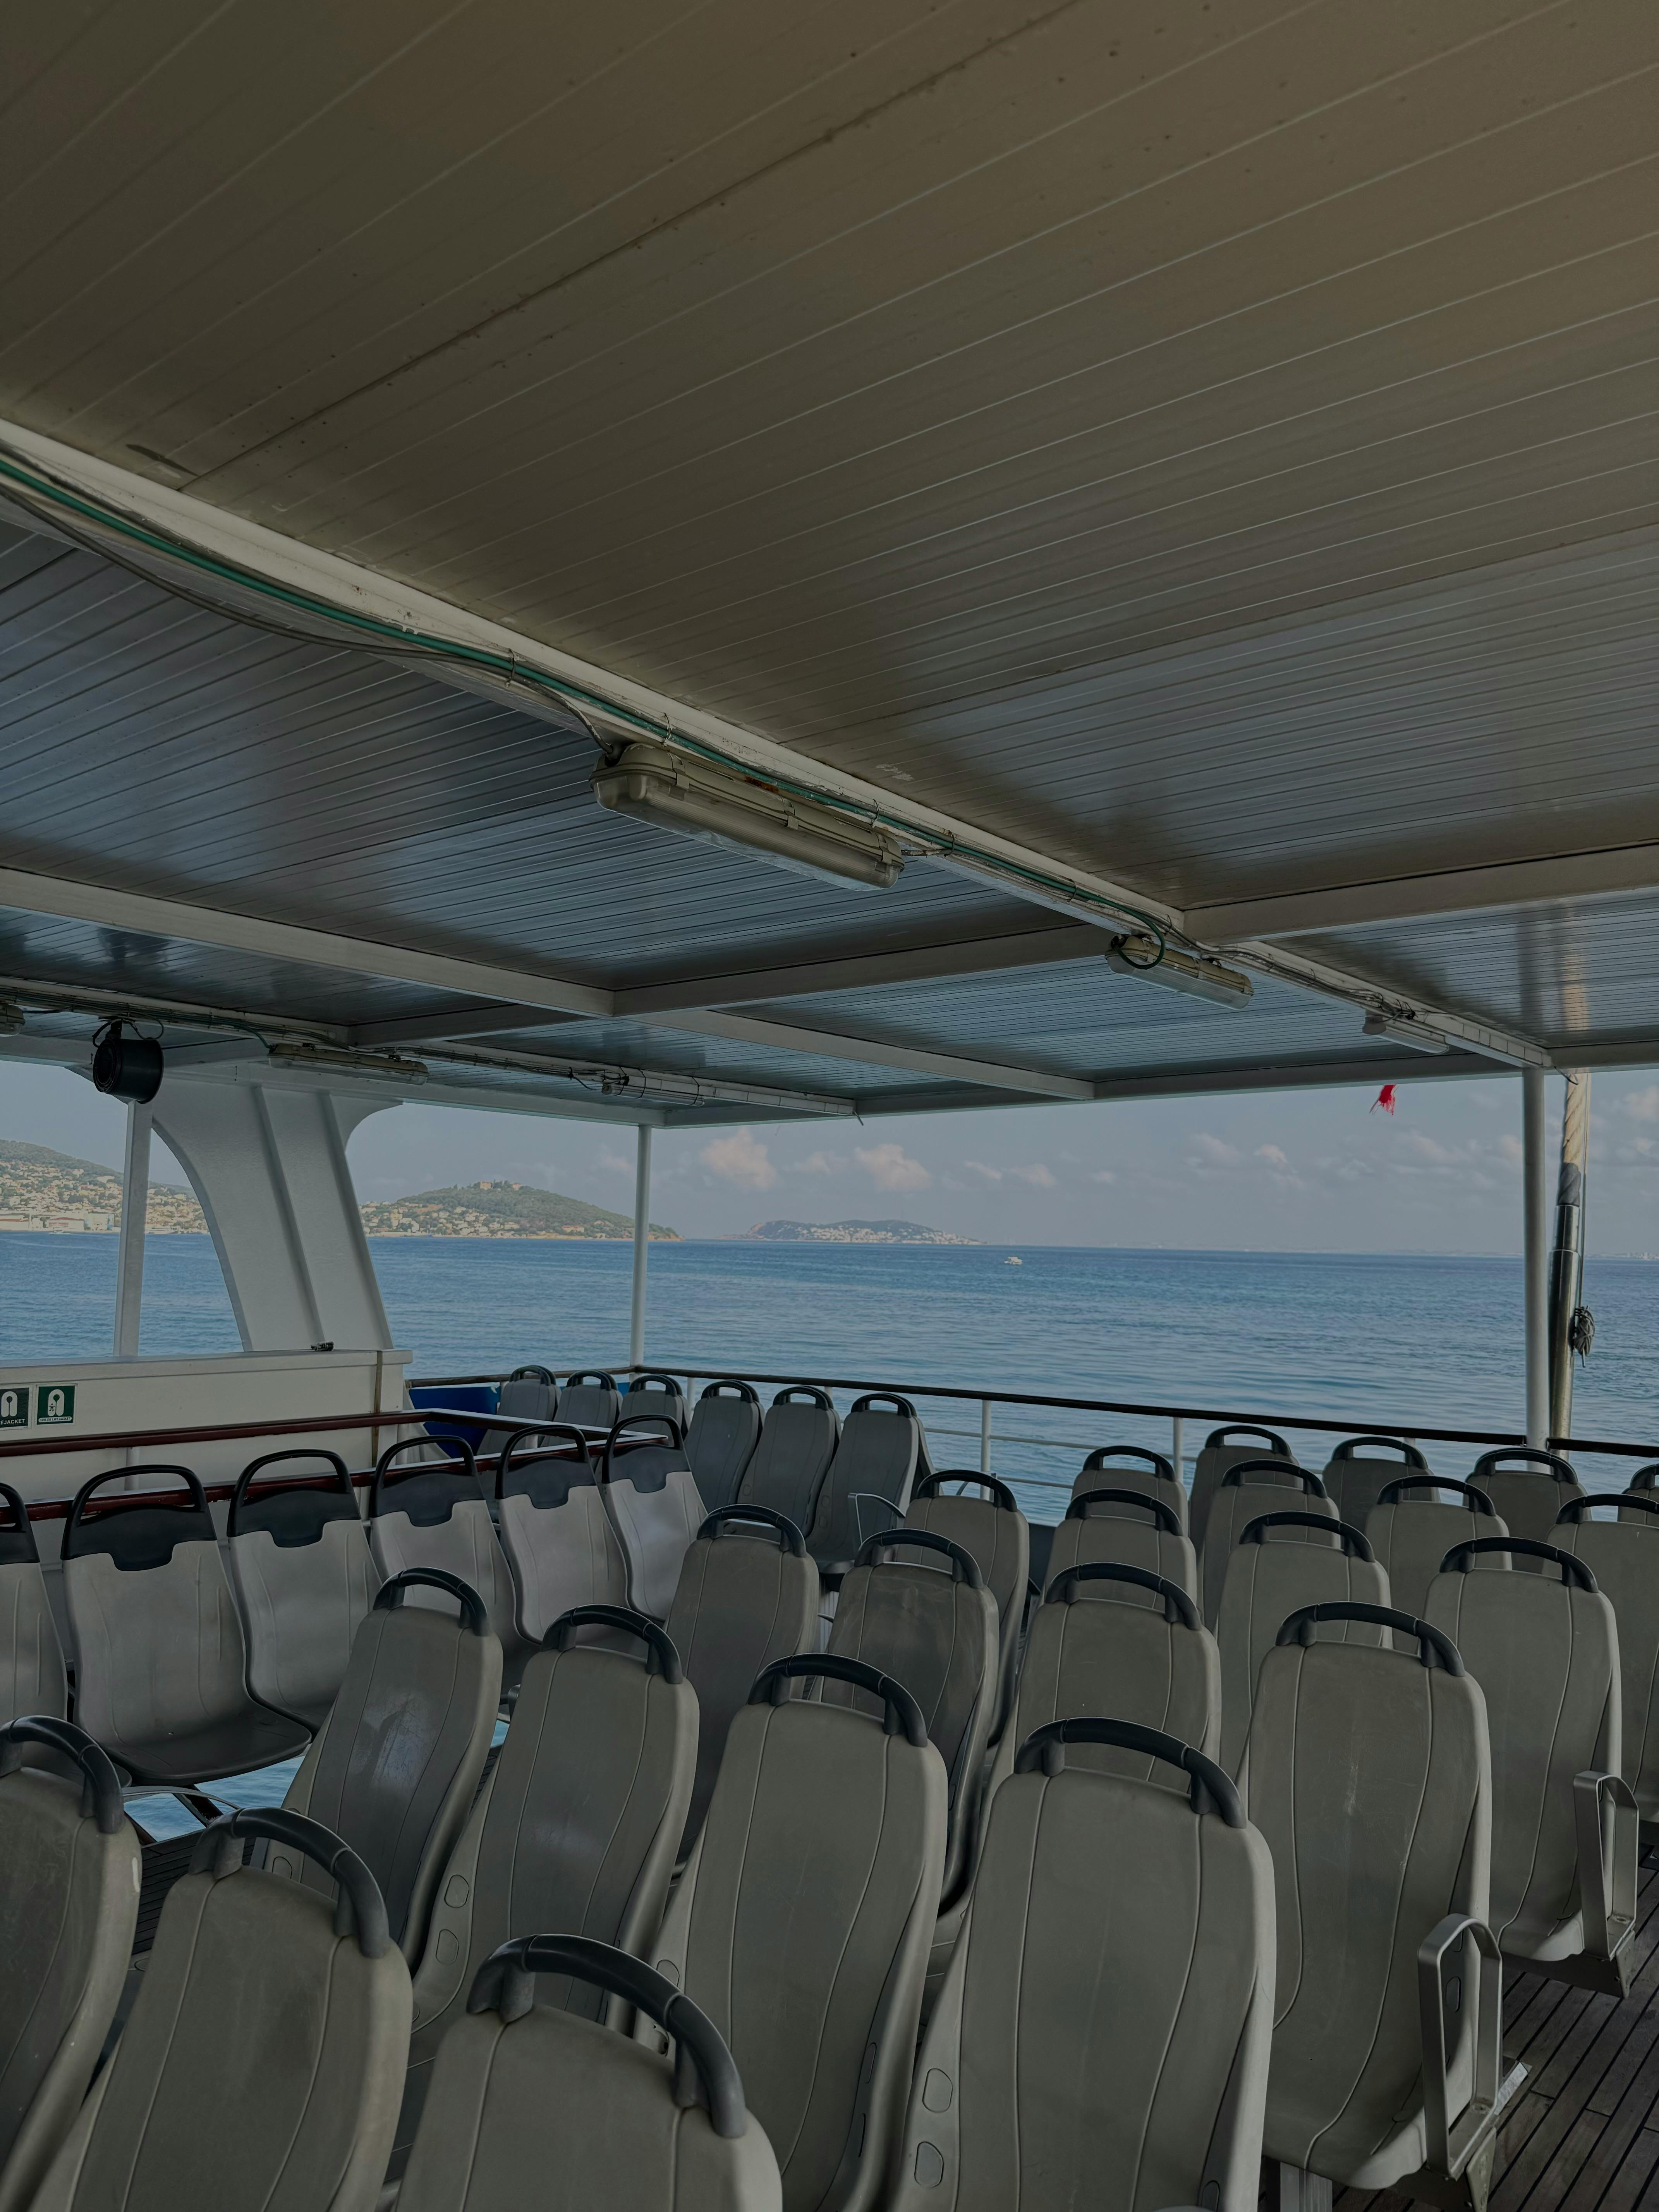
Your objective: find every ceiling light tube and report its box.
[1104,935,1254,1009]
[266,1042,429,1084]
[1362,1010,1453,1055]
[592,741,905,891]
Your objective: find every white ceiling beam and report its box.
[345,1004,578,1048]
[659,1009,1094,1099]
[1226,942,1551,1068]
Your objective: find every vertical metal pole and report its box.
[1547,1070,1590,1444]
[979,1400,992,1475]
[1172,1414,1185,1488]
[113,1103,152,1357]
[1522,1068,1549,1448]
[629,1125,653,1372]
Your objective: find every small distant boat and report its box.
[1005,1255,1022,1266]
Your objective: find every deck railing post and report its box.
[979,1400,992,1475]
[629,1125,654,1371]
[1523,1066,1550,1447]
[1172,1414,1185,1486]
[112,1102,152,1357]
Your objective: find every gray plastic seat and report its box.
[27,1808,410,2212]
[1468,1447,1583,1549]
[807,1393,923,1567]
[1556,1494,1659,1828]
[1426,1537,1635,1991]
[61,1465,311,1786]
[665,1508,820,1851]
[1240,1604,1510,2206]
[399,1934,781,2212]
[225,1449,381,1730]
[686,1381,764,1512]
[494,1425,630,1642]
[495,1365,558,1424]
[398,1606,697,2161]
[1201,1460,1335,1628]
[0,1719,139,2212]
[903,1474,1029,1738]
[0,1485,66,1729]
[1364,1477,1508,1620]
[627,1371,691,1433]
[368,1437,526,1667]
[1070,1445,1186,1529]
[893,1719,1274,2212]
[558,1371,623,1431]
[1321,1434,1432,1532]
[603,1413,706,1619]
[736,1386,840,1535]
[1216,1511,1388,1773]
[1046,1488,1198,1608]
[824,1530,997,1903]
[650,1654,947,2212]
[280,1568,502,1963]
[1190,1424,1296,1549]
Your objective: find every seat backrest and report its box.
[280,1570,502,1962]
[891,1721,1274,2212]
[494,1425,629,1642]
[1425,1540,1618,1957]
[1190,1425,1295,1549]
[1241,1607,1490,2188]
[665,1509,820,1850]
[1321,1435,1431,1531]
[557,1372,622,1431]
[402,1609,697,2152]
[1201,1461,1334,1626]
[225,1450,379,1731]
[0,1484,66,1729]
[601,1415,706,1619]
[1017,1565,1221,1782]
[824,1531,998,1900]
[685,1381,764,1512]
[1468,1448,1584,1549]
[1045,1489,1197,1607]
[495,1365,558,1425]
[0,1719,139,2212]
[1070,1446,1186,1528]
[904,1475,1029,1737]
[652,1654,946,2212]
[369,1439,523,1659]
[27,1810,411,2212]
[737,1387,840,1534]
[398,1936,780,2212]
[1215,1514,1389,1772]
[1557,1495,1659,1822]
[627,1372,691,1433]
[807,1393,922,1567]
[1364,1477,1506,1619]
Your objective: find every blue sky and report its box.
[9,1058,1659,1254]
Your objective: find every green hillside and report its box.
[361,1180,678,1240]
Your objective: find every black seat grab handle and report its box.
[1043,1561,1199,1629]
[1206,1424,1290,1453]
[229,1449,353,1533]
[1558,1492,1659,1523]
[1332,1435,1428,1466]
[1277,1600,1466,1675]
[773,1384,834,1408]
[506,1364,557,1383]
[1471,1447,1580,1485]
[702,1379,760,1403]
[470,1935,747,2140]
[698,1504,806,1556]
[629,1373,685,1396]
[495,1424,593,1498]
[0,1716,125,1833]
[1242,1511,1374,1561]
[913,1471,1020,1513]
[1014,1718,1244,1828]
[852,1526,983,1587]
[370,1434,479,1515]
[374,1568,490,1636]
[1083,1445,1177,1482]
[545,1605,684,1684]
[750,1652,928,1747]
[601,1412,687,1480]
[191,1808,390,1959]
[1223,1459,1328,1497]
[850,1391,917,1417]
[1441,1536,1598,1591]
[1377,1476,1496,1515]
[62,1465,208,1557]
[565,1371,619,1389]
[1067,1487,1183,1534]
[0,1482,39,1561]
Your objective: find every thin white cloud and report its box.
[1254,1145,1290,1168]
[1623,1085,1659,1124]
[855,1142,933,1193]
[1186,1133,1242,1169]
[792,1150,843,1175]
[1089,1169,1117,1185]
[700,1128,778,1192]
[597,1149,632,1175]
[963,1160,1003,1183]
[1008,1162,1056,1188]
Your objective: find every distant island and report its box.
[745,1217,977,1246]
[361,1180,679,1241]
[0,1139,204,1233]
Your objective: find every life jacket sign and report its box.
[0,1388,25,1428]
[36,1384,75,1426]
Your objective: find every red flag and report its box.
[1371,1083,1397,1115]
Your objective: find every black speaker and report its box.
[91,1024,163,1105]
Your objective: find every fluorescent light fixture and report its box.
[1362,1010,1453,1055]
[1104,935,1254,1009]
[592,742,905,890]
[267,1042,429,1084]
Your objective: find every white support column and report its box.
[979,1401,993,1475]
[629,1125,654,1371]
[1523,1066,1550,1446]
[112,1103,152,1357]
[1171,1414,1185,1489]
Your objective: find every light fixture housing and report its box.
[267,1042,429,1084]
[1104,935,1254,1009]
[91,1021,164,1103]
[592,741,905,890]
[1362,1010,1453,1055]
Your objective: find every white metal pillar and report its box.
[629,1125,654,1371]
[112,1102,152,1356]
[1522,1067,1550,1446]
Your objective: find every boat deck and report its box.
[1342,1856,1659,2212]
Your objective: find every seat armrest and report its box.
[1575,1768,1638,1963]
[1418,1913,1505,2179]
[848,1492,906,1547]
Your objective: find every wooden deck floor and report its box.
[1341,1857,1659,2212]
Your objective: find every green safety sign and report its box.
[0,1387,25,1428]
[36,1384,75,1426]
